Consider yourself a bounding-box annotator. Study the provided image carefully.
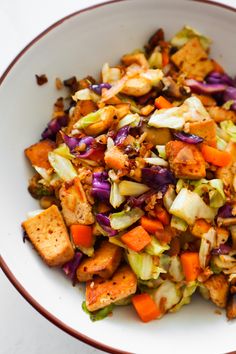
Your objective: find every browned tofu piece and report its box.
[188,119,217,147]
[59,177,94,226]
[25,140,56,169]
[22,205,74,266]
[207,106,236,123]
[226,294,236,319]
[171,38,214,80]
[193,94,216,107]
[204,274,229,308]
[77,241,122,282]
[166,140,206,179]
[86,264,137,311]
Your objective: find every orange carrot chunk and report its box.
[70,224,93,248]
[180,252,200,282]
[201,144,232,167]
[141,216,164,234]
[132,293,161,322]
[154,96,173,109]
[121,226,151,252]
[155,206,170,226]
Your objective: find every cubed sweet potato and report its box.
[85,264,137,311]
[76,241,122,282]
[166,140,206,179]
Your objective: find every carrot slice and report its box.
[132,293,161,322]
[70,224,93,248]
[201,144,232,167]
[155,206,170,226]
[121,226,151,252]
[141,216,164,234]
[154,96,173,109]
[180,252,200,282]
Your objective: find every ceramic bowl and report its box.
[1,1,236,353]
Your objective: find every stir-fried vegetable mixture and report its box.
[22,26,236,322]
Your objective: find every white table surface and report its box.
[0,1,235,353]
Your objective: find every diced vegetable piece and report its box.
[109,182,126,209]
[163,185,176,211]
[132,293,161,322]
[121,226,151,252]
[82,301,114,322]
[169,256,184,282]
[155,206,170,225]
[141,216,164,233]
[48,152,77,182]
[180,252,200,281]
[153,280,182,313]
[145,236,170,256]
[191,219,211,238]
[169,188,217,225]
[119,180,150,197]
[156,145,166,159]
[70,224,93,248]
[154,96,173,109]
[199,227,216,269]
[126,250,165,280]
[171,215,188,231]
[170,281,197,312]
[110,207,144,230]
[155,226,174,244]
[201,144,232,167]
[149,107,185,129]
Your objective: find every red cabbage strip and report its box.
[174,131,203,144]
[96,213,117,236]
[62,251,83,285]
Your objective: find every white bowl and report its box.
[1,1,236,353]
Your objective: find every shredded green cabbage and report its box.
[126,250,166,280]
[170,281,197,312]
[170,25,212,50]
[48,152,77,182]
[119,180,150,196]
[145,236,170,256]
[169,188,217,225]
[110,207,144,230]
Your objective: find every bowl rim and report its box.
[1,0,236,353]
